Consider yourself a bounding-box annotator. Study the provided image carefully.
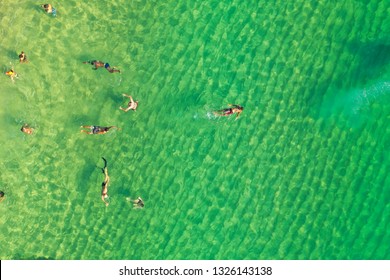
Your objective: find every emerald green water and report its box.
[0,0,389,260]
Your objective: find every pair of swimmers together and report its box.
[21,94,137,136]
[5,51,28,81]
[100,157,144,208]
[80,94,138,134]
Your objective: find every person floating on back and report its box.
[80,125,119,135]
[120,94,138,112]
[101,157,110,207]
[19,51,27,63]
[214,104,244,119]
[83,60,120,73]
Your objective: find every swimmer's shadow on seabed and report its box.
[345,41,390,87]
[3,48,17,62]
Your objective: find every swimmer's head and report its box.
[0,191,4,197]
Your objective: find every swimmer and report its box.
[80,125,119,135]
[214,104,244,119]
[83,60,105,70]
[40,4,53,13]
[5,68,17,81]
[120,94,138,112]
[0,191,5,203]
[21,124,33,134]
[101,157,110,207]
[104,62,120,73]
[19,51,27,63]
[133,197,144,208]
[82,60,120,73]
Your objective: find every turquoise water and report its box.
[0,0,389,259]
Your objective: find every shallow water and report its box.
[0,0,389,259]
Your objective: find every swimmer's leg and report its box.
[102,157,107,168]
[101,157,108,174]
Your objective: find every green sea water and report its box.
[0,0,389,260]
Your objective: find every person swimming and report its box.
[21,124,33,134]
[83,60,105,70]
[83,60,120,73]
[214,104,244,119]
[101,157,110,207]
[133,197,144,208]
[80,125,119,135]
[5,68,17,81]
[40,4,56,15]
[0,191,5,203]
[119,94,138,112]
[19,51,27,63]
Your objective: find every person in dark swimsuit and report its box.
[104,63,120,73]
[133,197,144,208]
[0,191,5,203]
[101,158,110,207]
[80,125,119,135]
[19,51,27,63]
[214,104,244,119]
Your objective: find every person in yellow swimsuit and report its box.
[5,68,17,81]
